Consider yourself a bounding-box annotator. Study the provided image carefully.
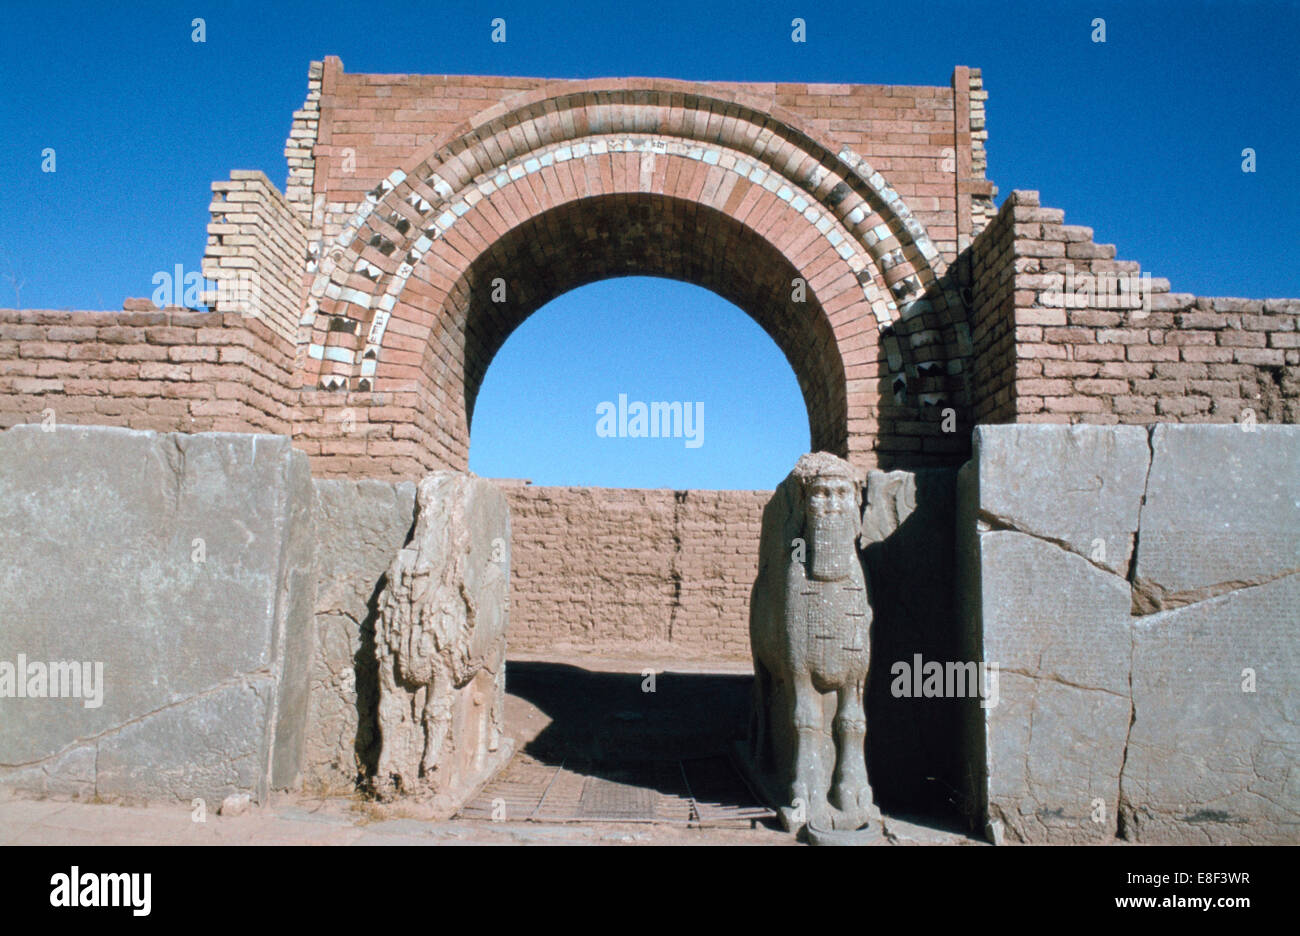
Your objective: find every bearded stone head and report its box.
[790,452,863,581]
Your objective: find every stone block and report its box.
[373,473,512,814]
[969,423,1149,575]
[974,530,1132,843]
[305,478,416,790]
[1123,572,1300,843]
[1134,424,1300,606]
[0,425,314,804]
[961,423,1300,845]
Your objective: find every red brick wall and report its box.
[297,61,989,477]
[970,191,1300,425]
[0,305,295,434]
[968,192,1019,423]
[314,58,970,258]
[502,485,766,661]
[201,171,309,345]
[3,67,1296,478]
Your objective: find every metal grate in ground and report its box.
[458,754,775,827]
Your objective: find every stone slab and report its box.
[969,424,1150,576]
[0,425,315,804]
[305,478,417,790]
[1123,572,1300,843]
[976,531,1132,843]
[373,473,512,812]
[1135,424,1300,601]
[961,423,1300,845]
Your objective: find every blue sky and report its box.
[1,1,1296,488]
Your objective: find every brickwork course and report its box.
[504,486,766,660]
[1,60,1297,652]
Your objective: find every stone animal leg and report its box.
[420,663,455,781]
[788,670,828,825]
[373,654,407,796]
[828,678,873,826]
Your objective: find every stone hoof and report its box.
[779,786,829,833]
[829,783,878,819]
[778,803,805,833]
[781,782,810,827]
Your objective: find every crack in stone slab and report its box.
[1124,427,1155,594]
[0,669,275,769]
[1116,624,1136,840]
[1114,429,1151,838]
[1132,567,1300,616]
[1000,667,1128,700]
[976,510,1131,581]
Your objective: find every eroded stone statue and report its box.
[747,452,880,834]
[372,472,512,809]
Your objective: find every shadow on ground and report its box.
[504,661,753,804]
[502,659,971,838]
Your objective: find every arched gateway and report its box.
[275,62,996,477]
[2,57,1295,842]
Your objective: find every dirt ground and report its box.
[0,657,980,846]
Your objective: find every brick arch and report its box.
[300,82,959,467]
[395,154,873,468]
[441,193,850,466]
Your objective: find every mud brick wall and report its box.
[967,191,1018,423]
[201,170,309,345]
[502,485,767,661]
[0,306,296,434]
[970,191,1300,426]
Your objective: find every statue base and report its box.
[732,741,881,838]
[373,736,515,819]
[805,821,886,846]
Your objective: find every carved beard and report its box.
[806,509,857,581]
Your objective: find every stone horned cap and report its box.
[790,451,865,491]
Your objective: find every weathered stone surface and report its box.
[961,423,1300,845]
[220,793,253,817]
[270,451,317,793]
[373,473,511,813]
[1134,424,1300,606]
[745,453,877,834]
[305,479,416,790]
[1123,572,1300,843]
[0,425,315,804]
[975,532,1132,843]
[968,424,1149,575]
[96,681,276,802]
[0,744,97,798]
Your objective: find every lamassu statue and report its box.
[371,472,512,811]
[746,452,880,834]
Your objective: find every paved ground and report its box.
[0,793,799,845]
[0,657,982,846]
[0,791,980,846]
